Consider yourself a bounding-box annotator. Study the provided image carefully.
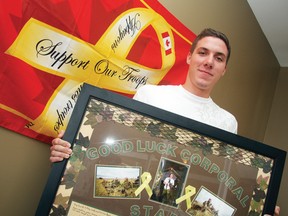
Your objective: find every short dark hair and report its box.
[190,28,231,64]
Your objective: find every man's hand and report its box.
[274,206,280,216]
[50,130,72,163]
[264,206,280,216]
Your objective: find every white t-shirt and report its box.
[133,85,238,134]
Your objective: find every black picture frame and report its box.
[36,83,286,216]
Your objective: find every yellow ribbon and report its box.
[175,185,196,210]
[135,172,153,197]
[6,9,175,93]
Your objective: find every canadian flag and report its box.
[0,0,195,143]
[162,32,172,55]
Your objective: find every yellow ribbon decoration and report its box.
[6,9,175,93]
[134,172,153,197]
[175,185,196,210]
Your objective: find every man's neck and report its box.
[182,83,211,98]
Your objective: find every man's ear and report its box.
[222,67,227,76]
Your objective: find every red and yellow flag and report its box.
[0,0,196,143]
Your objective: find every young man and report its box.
[49,28,279,215]
[133,28,237,134]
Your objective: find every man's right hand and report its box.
[50,130,72,163]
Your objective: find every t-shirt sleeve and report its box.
[133,85,153,103]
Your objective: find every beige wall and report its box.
[264,67,288,215]
[0,0,286,215]
[0,127,51,215]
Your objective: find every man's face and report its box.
[185,36,228,97]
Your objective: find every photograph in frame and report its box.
[187,186,236,216]
[36,83,286,216]
[149,157,190,208]
[94,165,141,199]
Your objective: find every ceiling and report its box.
[247,0,288,67]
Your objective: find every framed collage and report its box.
[36,83,286,216]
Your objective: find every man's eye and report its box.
[216,57,223,62]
